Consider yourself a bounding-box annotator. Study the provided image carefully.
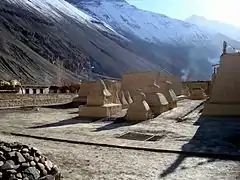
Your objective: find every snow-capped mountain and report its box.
[186,15,240,41]
[67,0,240,79]
[66,0,238,79]
[69,0,211,45]
[6,0,124,38]
[1,0,163,83]
[1,0,236,82]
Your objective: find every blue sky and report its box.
[126,0,203,20]
[126,0,240,26]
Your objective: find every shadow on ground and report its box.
[45,102,84,109]
[159,115,240,178]
[93,117,139,132]
[68,111,79,114]
[29,116,101,129]
[28,115,139,131]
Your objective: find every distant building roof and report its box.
[21,85,49,88]
[182,80,211,83]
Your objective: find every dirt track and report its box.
[0,100,239,179]
[0,133,239,180]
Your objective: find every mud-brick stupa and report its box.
[79,80,122,117]
[203,47,240,116]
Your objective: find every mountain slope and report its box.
[186,15,240,41]
[2,0,237,82]
[0,0,164,84]
[67,0,231,79]
[69,0,240,80]
[70,0,211,45]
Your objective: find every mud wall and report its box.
[121,72,182,95]
[202,53,240,116]
[210,53,240,103]
[0,94,75,108]
[182,81,211,95]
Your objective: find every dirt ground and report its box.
[0,99,240,180]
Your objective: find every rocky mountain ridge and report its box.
[0,0,162,84]
[186,15,240,41]
[0,0,239,83]
[67,0,240,79]
[71,0,211,45]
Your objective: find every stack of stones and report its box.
[0,142,61,180]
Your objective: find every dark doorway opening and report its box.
[26,89,30,94]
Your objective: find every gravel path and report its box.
[0,100,240,179]
[0,133,239,180]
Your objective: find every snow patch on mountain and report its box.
[186,15,240,41]
[6,0,125,38]
[7,0,90,21]
[73,0,211,45]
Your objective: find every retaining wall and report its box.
[0,94,75,108]
[182,81,211,95]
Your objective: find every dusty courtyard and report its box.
[0,99,239,180]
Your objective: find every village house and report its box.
[17,85,50,94]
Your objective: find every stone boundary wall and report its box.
[182,81,211,95]
[0,94,75,108]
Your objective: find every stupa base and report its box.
[79,103,122,117]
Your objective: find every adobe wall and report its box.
[209,72,217,96]
[77,80,122,104]
[170,76,182,96]
[79,80,121,97]
[182,81,211,95]
[0,94,75,108]
[202,53,240,116]
[121,72,181,95]
[43,88,50,94]
[78,82,96,97]
[104,80,121,94]
[209,53,240,103]
[104,80,121,103]
[28,88,33,94]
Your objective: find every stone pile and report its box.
[0,142,60,180]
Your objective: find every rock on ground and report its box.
[0,141,60,180]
